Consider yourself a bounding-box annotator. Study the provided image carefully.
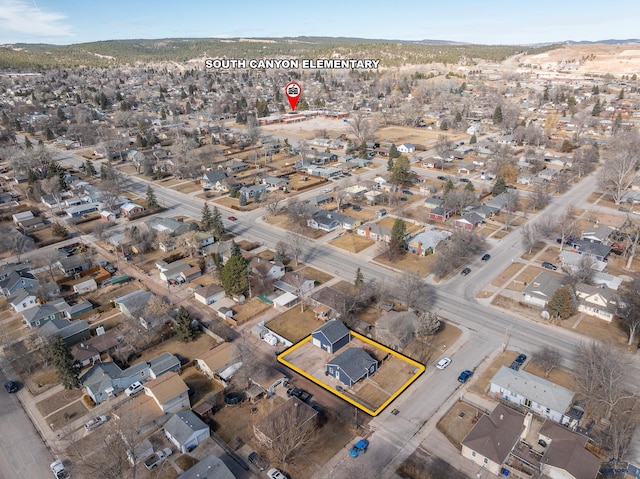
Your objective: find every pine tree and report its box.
[391,218,407,256]
[84,160,97,177]
[358,141,368,159]
[389,143,400,160]
[146,185,160,210]
[354,267,364,288]
[547,287,575,320]
[201,203,214,231]
[175,306,196,342]
[592,98,602,116]
[470,134,477,144]
[239,194,247,206]
[492,177,507,196]
[220,254,248,297]
[493,105,503,125]
[211,206,225,240]
[443,179,455,196]
[48,336,80,389]
[464,181,475,192]
[387,157,394,172]
[24,136,32,149]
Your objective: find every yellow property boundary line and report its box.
[277,330,425,416]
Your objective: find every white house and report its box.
[8,288,38,313]
[164,411,210,453]
[193,284,225,305]
[143,371,190,414]
[574,283,617,322]
[397,142,415,153]
[490,366,574,424]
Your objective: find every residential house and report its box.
[156,260,192,282]
[559,251,607,273]
[309,193,333,207]
[405,229,451,256]
[309,287,350,318]
[537,420,601,479]
[428,207,453,222]
[538,169,559,182]
[12,210,34,223]
[0,270,39,297]
[73,279,98,294]
[311,319,350,354]
[307,210,340,232]
[461,404,526,476]
[146,216,190,237]
[423,197,444,210]
[523,272,566,308]
[356,223,392,242]
[591,271,622,290]
[490,366,574,424]
[58,255,91,276]
[574,283,617,322]
[8,288,38,313]
[249,257,285,280]
[453,212,484,231]
[22,300,68,328]
[176,455,235,479]
[485,192,513,213]
[71,329,121,367]
[569,239,611,262]
[194,284,225,305]
[64,300,94,318]
[80,352,181,404]
[196,342,242,386]
[273,271,315,295]
[65,203,101,218]
[120,202,144,218]
[164,410,210,453]
[38,318,90,346]
[144,371,190,414]
[0,263,29,282]
[202,170,228,189]
[397,142,415,153]
[17,215,44,231]
[344,185,368,199]
[239,184,267,200]
[113,289,153,320]
[254,398,317,448]
[517,173,547,186]
[457,162,474,175]
[220,158,248,174]
[326,348,378,387]
[580,224,614,244]
[467,205,496,220]
[263,176,289,190]
[180,265,202,283]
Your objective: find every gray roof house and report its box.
[202,170,228,189]
[569,239,612,262]
[8,288,38,313]
[307,210,340,232]
[239,184,267,199]
[113,290,153,319]
[581,224,615,244]
[0,270,39,297]
[523,272,567,308]
[22,300,68,328]
[38,319,90,346]
[490,366,575,424]
[176,455,235,479]
[80,352,180,404]
[326,348,378,387]
[574,283,618,322]
[145,216,190,236]
[58,255,91,276]
[312,319,350,354]
[164,410,210,453]
[273,271,315,295]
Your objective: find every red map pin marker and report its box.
[285,81,302,112]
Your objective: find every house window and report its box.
[472,451,476,457]
[483,458,488,464]
[546,408,550,414]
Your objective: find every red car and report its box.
[228,216,237,221]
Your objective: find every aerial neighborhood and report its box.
[2,34,640,479]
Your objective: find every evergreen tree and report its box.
[146,185,160,210]
[175,306,196,342]
[354,267,364,288]
[358,141,368,159]
[464,181,475,192]
[48,336,80,389]
[619,88,625,100]
[443,179,455,196]
[492,177,507,196]
[390,218,407,256]
[201,203,214,231]
[239,193,247,206]
[547,286,575,320]
[439,120,449,130]
[387,157,394,172]
[389,143,400,159]
[24,136,32,149]
[230,240,242,258]
[390,155,412,186]
[46,127,55,141]
[592,98,602,116]
[211,206,225,240]
[84,160,97,177]
[493,105,503,125]
[470,134,477,144]
[220,254,248,297]
[253,191,261,204]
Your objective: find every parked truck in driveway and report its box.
[144,448,172,470]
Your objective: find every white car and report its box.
[267,468,287,479]
[84,415,108,431]
[50,460,69,479]
[436,357,452,370]
[125,381,144,397]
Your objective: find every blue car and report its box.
[349,439,369,457]
[457,370,474,383]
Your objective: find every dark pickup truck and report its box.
[287,387,311,402]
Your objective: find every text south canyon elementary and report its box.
[205,58,380,70]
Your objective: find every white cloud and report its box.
[0,0,72,39]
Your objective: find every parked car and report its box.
[399,196,408,201]
[4,380,18,393]
[515,353,527,364]
[248,452,268,471]
[50,460,69,479]
[457,370,474,383]
[481,253,491,261]
[402,189,413,195]
[461,267,471,276]
[436,357,452,369]
[267,468,288,479]
[349,439,369,458]
[125,381,144,397]
[509,360,522,371]
[227,216,237,221]
[287,387,311,402]
[459,178,470,183]
[104,264,116,274]
[352,205,362,211]
[436,175,447,181]
[541,262,557,271]
[84,415,108,432]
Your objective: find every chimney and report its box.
[365,226,370,238]
[500,414,504,421]
[417,242,422,256]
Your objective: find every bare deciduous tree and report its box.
[534,346,561,378]
[285,233,306,266]
[348,111,378,144]
[598,130,640,204]
[416,311,441,338]
[396,271,435,311]
[521,223,541,254]
[616,276,640,346]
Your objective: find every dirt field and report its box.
[233,297,272,325]
[266,307,318,343]
[524,43,640,75]
[376,216,421,234]
[329,232,375,253]
[436,400,485,450]
[36,388,84,417]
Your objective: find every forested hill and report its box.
[0,37,560,69]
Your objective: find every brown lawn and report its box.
[490,294,542,321]
[172,181,203,194]
[47,400,89,431]
[436,401,485,450]
[135,333,218,364]
[491,262,526,287]
[476,290,494,299]
[213,196,262,211]
[236,239,260,251]
[470,350,521,395]
[402,322,462,366]
[521,242,546,260]
[329,232,375,253]
[506,266,544,292]
[373,251,434,275]
[36,388,84,417]
[181,367,224,405]
[369,356,417,392]
[266,307,318,343]
[232,298,272,325]
[355,382,389,408]
[296,266,333,285]
[491,229,509,239]
[211,396,279,446]
[565,314,630,347]
[538,247,561,263]
[376,216,421,234]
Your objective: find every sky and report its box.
[1,0,640,46]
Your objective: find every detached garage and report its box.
[164,411,210,453]
[272,292,297,308]
[311,319,350,354]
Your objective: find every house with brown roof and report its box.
[253,398,318,448]
[143,371,190,414]
[193,284,225,305]
[461,403,526,475]
[71,329,121,367]
[195,342,242,386]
